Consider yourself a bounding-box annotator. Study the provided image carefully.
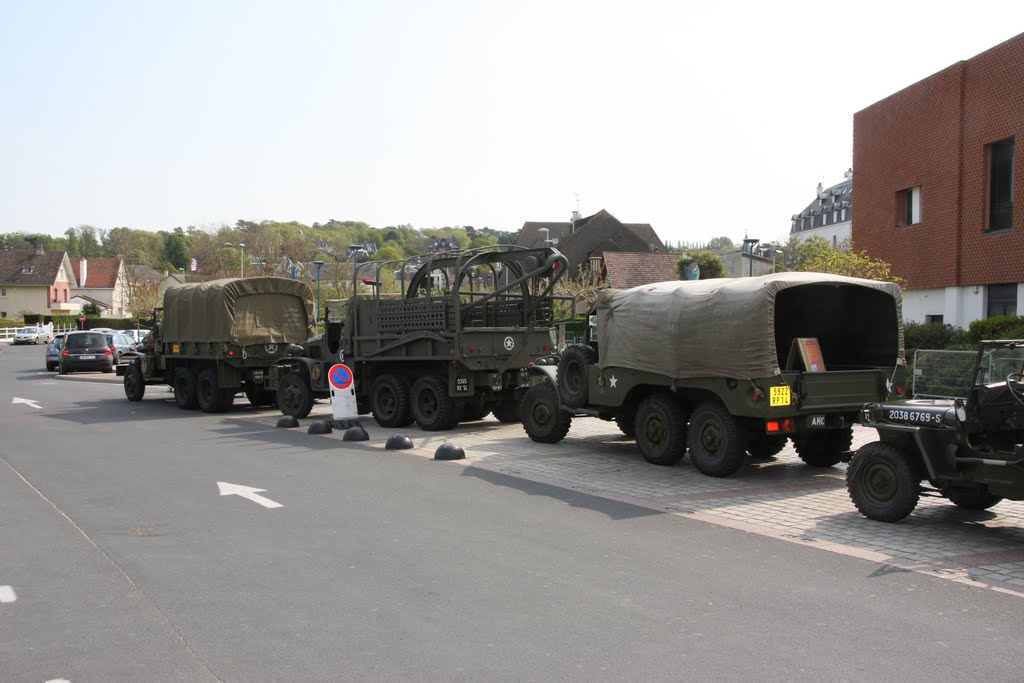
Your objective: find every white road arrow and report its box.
[0,585,16,603]
[217,482,283,509]
[11,397,42,409]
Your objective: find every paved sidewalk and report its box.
[291,405,1024,597]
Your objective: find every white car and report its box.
[13,327,48,344]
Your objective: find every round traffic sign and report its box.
[328,363,354,391]
[78,315,86,323]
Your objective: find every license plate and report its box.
[80,355,95,360]
[769,386,791,407]
[809,414,826,427]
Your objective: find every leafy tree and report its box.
[801,247,903,284]
[161,228,191,270]
[706,236,735,251]
[677,251,725,279]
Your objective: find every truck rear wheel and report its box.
[173,368,198,410]
[688,401,747,477]
[492,392,521,423]
[747,434,787,458]
[371,374,414,428]
[124,363,146,402]
[197,368,233,413]
[793,427,852,468]
[846,441,920,522]
[411,376,458,431]
[557,344,597,409]
[635,394,687,466]
[521,383,572,443]
[278,373,314,419]
[943,488,1003,511]
[244,384,276,407]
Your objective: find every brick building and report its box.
[853,32,1023,327]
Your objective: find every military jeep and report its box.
[847,340,1024,522]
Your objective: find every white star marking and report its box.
[608,375,618,388]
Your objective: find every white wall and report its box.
[903,286,994,328]
[0,286,49,317]
[791,220,851,246]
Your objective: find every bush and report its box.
[963,315,1024,344]
[904,322,958,353]
[0,316,21,328]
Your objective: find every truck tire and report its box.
[793,427,852,468]
[461,395,490,422]
[635,394,687,466]
[846,441,920,522]
[747,434,787,458]
[943,488,1003,511]
[688,401,747,477]
[124,363,146,402]
[197,368,233,413]
[557,344,597,409]
[492,392,521,423]
[521,383,572,443]
[615,402,638,437]
[244,384,276,407]
[278,373,314,419]
[173,368,198,410]
[411,376,458,431]
[370,374,414,428]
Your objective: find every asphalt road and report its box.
[1,342,1021,682]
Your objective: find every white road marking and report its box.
[11,397,42,409]
[0,585,16,602]
[217,482,283,509]
[46,679,71,682]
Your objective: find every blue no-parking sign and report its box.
[328,364,354,391]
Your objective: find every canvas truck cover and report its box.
[162,277,315,345]
[595,272,904,379]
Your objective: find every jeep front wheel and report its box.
[846,441,920,522]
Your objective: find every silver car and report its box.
[13,326,48,344]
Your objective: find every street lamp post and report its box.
[224,242,246,278]
[313,260,326,326]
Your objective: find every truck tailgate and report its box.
[798,369,886,411]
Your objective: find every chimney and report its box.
[816,181,824,198]
[79,257,88,287]
[844,167,853,180]
[34,244,45,256]
[570,210,581,234]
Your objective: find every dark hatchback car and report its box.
[59,331,115,374]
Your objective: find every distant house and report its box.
[518,209,664,276]
[601,252,681,288]
[790,171,853,247]
[0,246,78,318]
[720,250,776,278]
[71,256,127,318]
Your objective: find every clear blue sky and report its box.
[1,1,1018,246]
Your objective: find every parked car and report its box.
[45,333,66,371]
[124,328,151,344]
[104,332,137,362]
[13,327,48,344]
[59,331,114,374]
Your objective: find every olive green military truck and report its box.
[118,277,316,412]
[267,245,574,429]
[521,272,907,478]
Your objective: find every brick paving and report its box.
[294,405,1024,597]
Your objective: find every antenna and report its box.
[573,192,580,212]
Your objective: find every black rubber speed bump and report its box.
[307,420,333,435]
[385,434,414,450]
[276,415,299,429]
[343,425,369,441]
[433,442,465,461]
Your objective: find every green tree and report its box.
[161,228,192,270]
[677,251,725,279]
[802,247,903,284]
[706,236,735,251]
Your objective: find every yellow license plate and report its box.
[769,386,791,407]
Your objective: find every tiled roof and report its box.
[602,251,681,289]
[71,256,121,289]
[0,249,67,286]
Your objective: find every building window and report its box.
[1,287,5,297]
[841,208,847,221]
[925,314,944,324]
[987,283,1017,318]
[896,186,922,225]
[987,138,1014,231]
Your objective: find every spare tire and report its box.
[557,344,597,409]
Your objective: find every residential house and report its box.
[601,252,681,288]
[853,32,1023,327]
[720,250,776,278]
[0,246,78,318]
[518,209,664,277]
[791,171,853,246]
[71,256,128,318]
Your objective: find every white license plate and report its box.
[809,415,826,427]
[80,355,96,360]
